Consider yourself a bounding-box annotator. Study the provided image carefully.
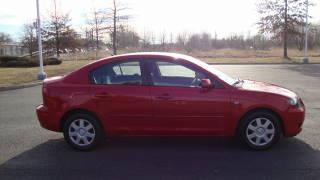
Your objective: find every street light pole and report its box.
[303,0,309,63]
[36,0,47,80]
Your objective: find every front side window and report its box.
[150,61,206,87]
[91,61,142,85]
[183,56,236,85]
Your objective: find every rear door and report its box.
[89,59,153,135]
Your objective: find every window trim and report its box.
[89,59,148,86]
[145,58,222,89]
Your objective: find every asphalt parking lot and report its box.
[1,64,320,180]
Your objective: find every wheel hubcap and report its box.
[256,127,265,136]
[246,117,275,146]
[68,119,95,146]
[78,128,86,136]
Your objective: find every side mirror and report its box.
[200,79,213,89]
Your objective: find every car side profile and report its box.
[36,52,305,150]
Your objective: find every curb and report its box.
[0,81,43,92]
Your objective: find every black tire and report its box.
[238,110,281,150]
[63,113,103,151]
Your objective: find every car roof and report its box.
[100,52,195,62]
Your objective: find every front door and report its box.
[148,60,231,135]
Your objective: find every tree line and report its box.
[18,0,130,58]
[1,0,319,59]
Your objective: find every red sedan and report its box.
[36,52,305,150]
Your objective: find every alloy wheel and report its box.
[246,117,275,146]
[68,119,96,146]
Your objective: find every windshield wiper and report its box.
[233,78,244,86]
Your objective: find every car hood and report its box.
[239,80,297,99]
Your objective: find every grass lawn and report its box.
[1,55,320,86]
[0,60,92,86]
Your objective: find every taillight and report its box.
[42,84,48,105]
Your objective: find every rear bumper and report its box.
[36,104,60,132]
[282,105,305,137]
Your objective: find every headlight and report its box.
[288,97,298,106]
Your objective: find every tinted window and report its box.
[91,61,142,85]
[157,61,195,78]
[112,62,141,76]
[150,61,206,87]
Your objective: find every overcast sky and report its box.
[0,0,319,41]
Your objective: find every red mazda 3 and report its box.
[36,52,305,150]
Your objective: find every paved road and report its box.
[1,64,320,179]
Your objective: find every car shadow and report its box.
[285,64,320,78]
[0,137,319,180]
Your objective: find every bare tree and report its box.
[295,24,320,50]
[150,32,156,46]
[0,32,12,44]
[168,32,174,50]
[43,0,72,57]
[83,28,94,49]
[185,32,211,51]
[200,32,211,50]
[160,31,167,51]
[176,32,188,50]
[87,8,106,51]
[117,25,140,49]
[106,0,130,55]
[186,34,201,52]
[211,31,218,48]
[141,29,152,50]
[252,34,270,50]
[257,0,311,58]
[21,23,37,57]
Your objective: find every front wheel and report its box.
[63,113,103,151]
[239,111,281,150]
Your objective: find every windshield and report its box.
[185,56,237,85]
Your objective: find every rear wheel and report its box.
[63,113,103,151]
[239,110,281,150]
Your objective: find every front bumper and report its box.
[36,104,60,132]
[282,102,305,137]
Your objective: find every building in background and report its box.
[0,43,27,56]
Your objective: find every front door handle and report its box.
[156,93,172,100]
[94,92,111,98]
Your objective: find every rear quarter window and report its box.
[91,60,142,85]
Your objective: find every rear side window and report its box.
[91,61,142,85]
[112,62,141,76]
